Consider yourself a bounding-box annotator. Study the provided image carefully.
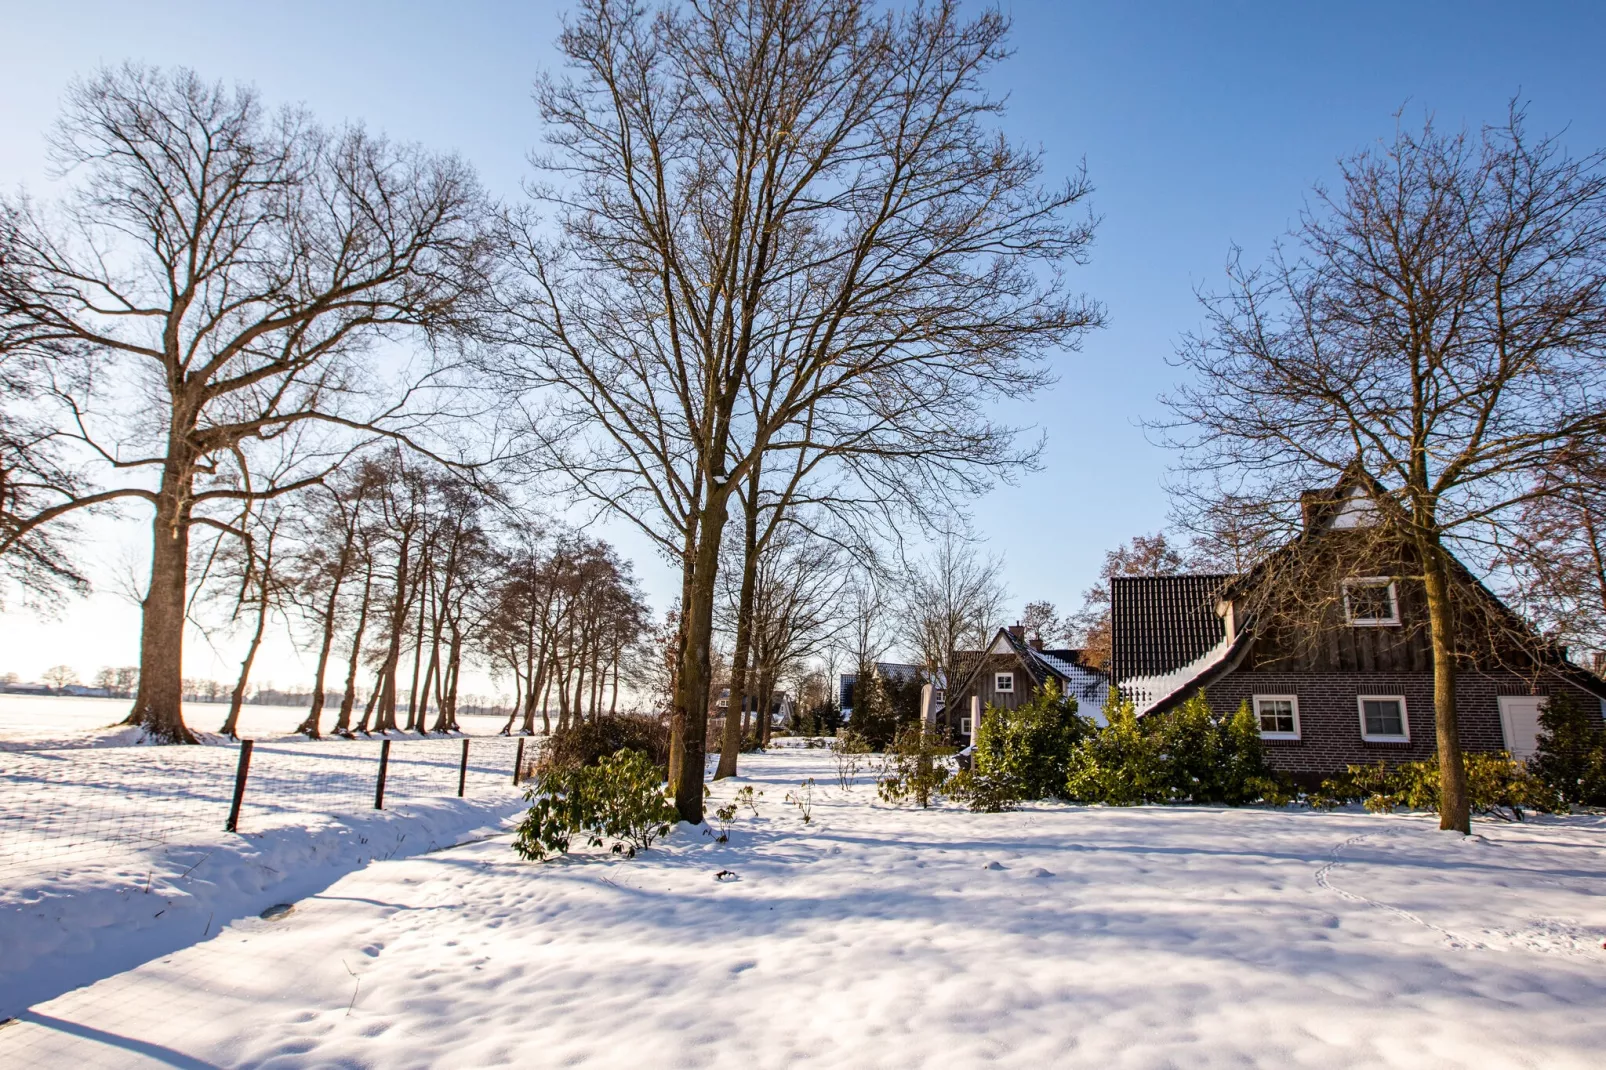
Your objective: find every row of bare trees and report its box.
[0,65,503,743]
[484,535,652,738]
[175,452,654,740]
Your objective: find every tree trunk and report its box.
[523,645,549,735]
[376,535,412,732]
[609,649,620,716]
[716,487,761,778]
[356,674,380,732]
[430,632,457,733]
[296,543,351,739]
[672,486,731,822]
[124,452,198,743]
[404,578,429,730]
[1419,534,1471,834]
[221,546,273,738]
[333,564,373,736]
[757,670,775,747]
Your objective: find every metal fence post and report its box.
[225,739,254,832]
[513,737,526,786]
[457,738,470,797]
[374,738,392,810]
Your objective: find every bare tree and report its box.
[730,519,849,746]
[41,664,78,690]
[0,66,496,742]
[1494,440,1606,670]
[289,464,382,738]
[1070,532,1187,670]
[1172,490,1282,574]
[899,532,1008,689]
[1161,108,1606,832]
[498,0,1099,821]
[1019,600,1070,647]
[216,507,289,738]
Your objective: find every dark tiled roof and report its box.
[839,662,925,709]
[1110,574,1235,682]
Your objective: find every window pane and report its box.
[1258,699,1295,734]
[1363,699,1404,736]
[1348,583,1393,621]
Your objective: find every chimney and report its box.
[1593,651,1605,679]
[1300,490,1322,530]
[1008,623,1025,640]
[1028,637,1044,651]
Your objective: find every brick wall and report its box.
[1196,669,1603,776]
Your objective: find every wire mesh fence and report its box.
[0,734,542,874]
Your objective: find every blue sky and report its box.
[2,1,1604,681]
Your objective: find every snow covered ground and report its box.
[0,697,535,1019]
[4,749,1604,1068]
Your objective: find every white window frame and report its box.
[1252,694,1301,740]
[994,672,1014,693]
[1343,577,1401,627]
[1357,694,1410,742]
[959,715,973,737]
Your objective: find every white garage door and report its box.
[1497,696,1546,761]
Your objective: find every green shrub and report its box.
[875,722,952,808]
[539,714,670,777]
[970,679,1093,804]
[514,748,678,861]
[1313,753,1562,821]
[1064,693,1169,805]
[1063,692,1286,806]
[946,768,1021,812]
[1529,692,1606,807]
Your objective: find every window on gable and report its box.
[1359,696,1408,740]
[994,672,1014,693]
[1344,578,1400,626]
[1253,695,1299,739]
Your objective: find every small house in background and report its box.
[714,687,794,727]
[1111,468,1606,785]
[838,662,925,720]
[939,626,1109,745]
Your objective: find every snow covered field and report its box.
[0,696,535,1019]
[0,694,515,750]
[4,749,1604,1068]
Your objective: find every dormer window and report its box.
[994,672,1014,693]
[1343,578,1399,627]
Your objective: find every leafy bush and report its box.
[969,679,1092,804]
[1313,753,1562,821]
[1063,694,1169,805]
[946,768,1022,812]
[1529,692,1606,807]
[514,748,678,861]
[875,723,952,808]
[539,714,670,777]
[1063,693,1286,806]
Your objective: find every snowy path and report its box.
[4,751,1605,1068]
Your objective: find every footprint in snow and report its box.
[1028,867,1055,878]
[361,944,382,957]
[984,861,1005,871]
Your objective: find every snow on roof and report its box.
[1120,632,1235,716]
